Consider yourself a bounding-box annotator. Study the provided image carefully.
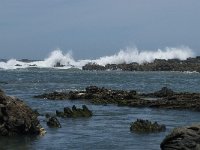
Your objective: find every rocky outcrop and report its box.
[130,119,166,133]
[0,89,44,136]
[47,117,61,128]
[56,105,92,118]
[142,87,174,98]
[34,86,200,111]
[82,63,106,71]
[54,62,65,67]
[153,87,174,97]
[34,86,139,104]
[161,124,200,150]
[82,56,200,72]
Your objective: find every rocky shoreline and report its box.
[82,56,200,72]
[2,85,200,149]
[34,86,200,111]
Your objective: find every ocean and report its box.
[0,69,200,150]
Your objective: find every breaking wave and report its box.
[0,47,195,70]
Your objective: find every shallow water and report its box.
[0,69,200,150]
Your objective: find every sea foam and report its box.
[0,47,195,70]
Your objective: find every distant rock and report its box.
[54,62,65,67]
[19,59,39,63]
[82,56,200,72]
[161,124,200,150]
[56,105,92,118]
[130,119,166,133]
[82,63,106,71]
[15,64,22,67]
[0,89,44,136]
[29,64,37,67]
[47,117,61,128]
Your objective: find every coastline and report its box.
[82,56,200,72]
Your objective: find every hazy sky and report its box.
[0,0,200,59]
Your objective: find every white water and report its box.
[0,47,195,70]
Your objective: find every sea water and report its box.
[0,69,200,150]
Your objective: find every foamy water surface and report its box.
[0,47,194,70]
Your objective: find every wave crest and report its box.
[94,47,194,66]
[0,47,195,69]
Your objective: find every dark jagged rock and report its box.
[19,59,40,63]
[56,110,65,117]
[0,89,45,136]
[86,86,101,93]
[143,87,175,98]
[82,56,200,72]
[161,124,200,150]
[45,114,50,118]
[47,117,61,128]
[130,119,166,133]
[29,64,37,67]
[153,87,174,97]
[54,62,65,67]
[56,105,92,118]
[82,63,106,71]
[15,64,22,67]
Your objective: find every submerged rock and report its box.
[130,119,166,133]
[161,124,200,150]
[47,117,61,128]
[56,105,92,118]
[0,89,44,136]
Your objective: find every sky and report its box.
[0,0,200,59]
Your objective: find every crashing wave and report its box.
[0,47,195,70]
